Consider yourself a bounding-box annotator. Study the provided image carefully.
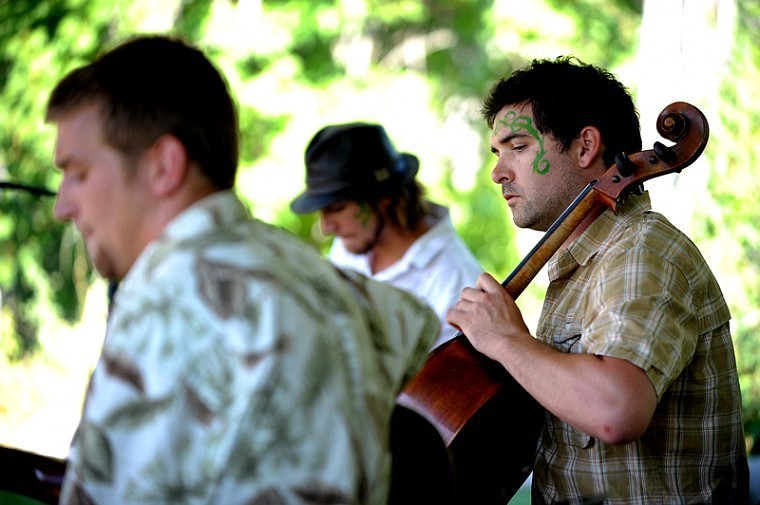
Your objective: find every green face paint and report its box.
[493,111,550,174]
[355,203,372,228]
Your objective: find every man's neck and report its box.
[369,220,431,274]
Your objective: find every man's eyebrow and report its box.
[324,201,345,211]
[496,131,528,145]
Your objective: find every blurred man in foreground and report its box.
[47,34,437,505]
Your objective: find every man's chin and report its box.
[341,240,371,255]
[90,254,120,281]
[347,246,372,255]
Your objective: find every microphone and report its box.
[0,181,56,197]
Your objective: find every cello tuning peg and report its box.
[614,152,636,177]
[653,141,677,164]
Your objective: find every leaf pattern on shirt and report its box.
[335,268,440,386]
[245,489,288,504]
[223,344,332,483]
[196,255,305,321]
[79,420,113,484]
[69,483,98,505]
[183,381,216,426]
[183,340,236,423]
[101,350,144,393]
[107,283,208,361]
[104,395,173,429]
[242,484,349,505]
[296,336,331,396]
[334,269,387,349]
[124,434,213,504]
[242,348,271,368]
[196,256,250,319]
[293,483,351,504]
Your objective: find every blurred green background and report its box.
[1,0,758,476]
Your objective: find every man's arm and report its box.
[446,273,657,445]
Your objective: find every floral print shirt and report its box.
[59,191,439,505]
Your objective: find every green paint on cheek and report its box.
[355,203,372,228]
[494,112,551,175]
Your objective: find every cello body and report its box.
[395,336,543,504]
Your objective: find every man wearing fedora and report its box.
[291,122,483,347]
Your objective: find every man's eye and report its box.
[512,144,527,152]
[324,203,345,214]
[64,170,86,183]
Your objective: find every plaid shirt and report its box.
[532,192,748,504]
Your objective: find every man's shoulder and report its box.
[608,209,704,263]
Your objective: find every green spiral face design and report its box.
[493,111,550,175]
[355,202,372,228]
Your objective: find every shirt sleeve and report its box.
[581,243,699,398]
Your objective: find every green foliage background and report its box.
[695,0,760,450]
[1,0,759,454]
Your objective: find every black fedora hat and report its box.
[290,122,419,214]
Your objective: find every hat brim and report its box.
[290,190,349,214]
[290,152,419,214]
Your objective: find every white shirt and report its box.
[329,203,483,348]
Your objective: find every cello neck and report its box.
[501,181,601,299]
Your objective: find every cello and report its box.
[391,101,710,504]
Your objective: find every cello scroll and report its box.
[594,101,709,210]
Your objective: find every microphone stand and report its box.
[0,181,56,197]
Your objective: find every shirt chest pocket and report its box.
[550,314,584,354]
[546,314,593,448]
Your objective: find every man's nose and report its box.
[319,213,336,235]
[53,186,74,221]
[490,157,513,185]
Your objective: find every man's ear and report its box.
[376,195,392,215]
[148,134,188,196]
[576,126,603,169]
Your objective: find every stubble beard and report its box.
[346,215,386,255]
[89,243,121,281]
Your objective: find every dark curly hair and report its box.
[482,56,642,167]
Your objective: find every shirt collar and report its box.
[120,191,247,287]
[161,190,249,243]
[548,191,652,281]
[402,203,451,270]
